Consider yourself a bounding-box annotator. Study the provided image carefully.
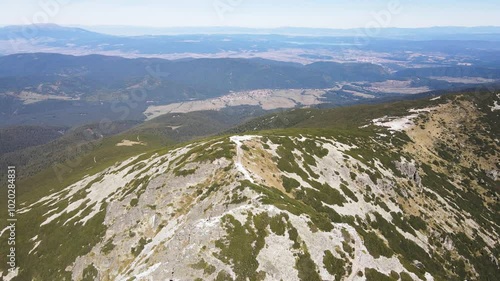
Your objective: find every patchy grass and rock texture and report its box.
[0,91,498,280]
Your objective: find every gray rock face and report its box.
[394,158,422,187]
[486,169,498,181]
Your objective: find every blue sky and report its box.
[0,0,499,28]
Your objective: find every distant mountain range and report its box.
[4,24,500,38]
[0,24,108,39]
[0,53,389,84]
[1,24,500,62]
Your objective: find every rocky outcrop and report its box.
[486,169,498,181]
[394,158,422,187]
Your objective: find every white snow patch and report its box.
[17,208,31,214]
[371,106,440,132]
[430,96,441,101]
[3,268,19,281]
[372,115,418,132]
[44,207,59,216]
[409,106,440,113]
[29,240,41,255]
[230,135,257,143]
[40,212,63,227]
[0,226,9,238]
[230,135,260,183]
[491,100,500,111]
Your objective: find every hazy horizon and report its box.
[4,23,500,29]
[1,0,499,30]
[3,23,500,37]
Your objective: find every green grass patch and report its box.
[340,183,358,202]
[365,268,395,281]
[323,250,346,281]
[214,214,268,281]
[191,259,217,275]
[282,176,300,192]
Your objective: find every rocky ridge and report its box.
[1,91,499,281]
